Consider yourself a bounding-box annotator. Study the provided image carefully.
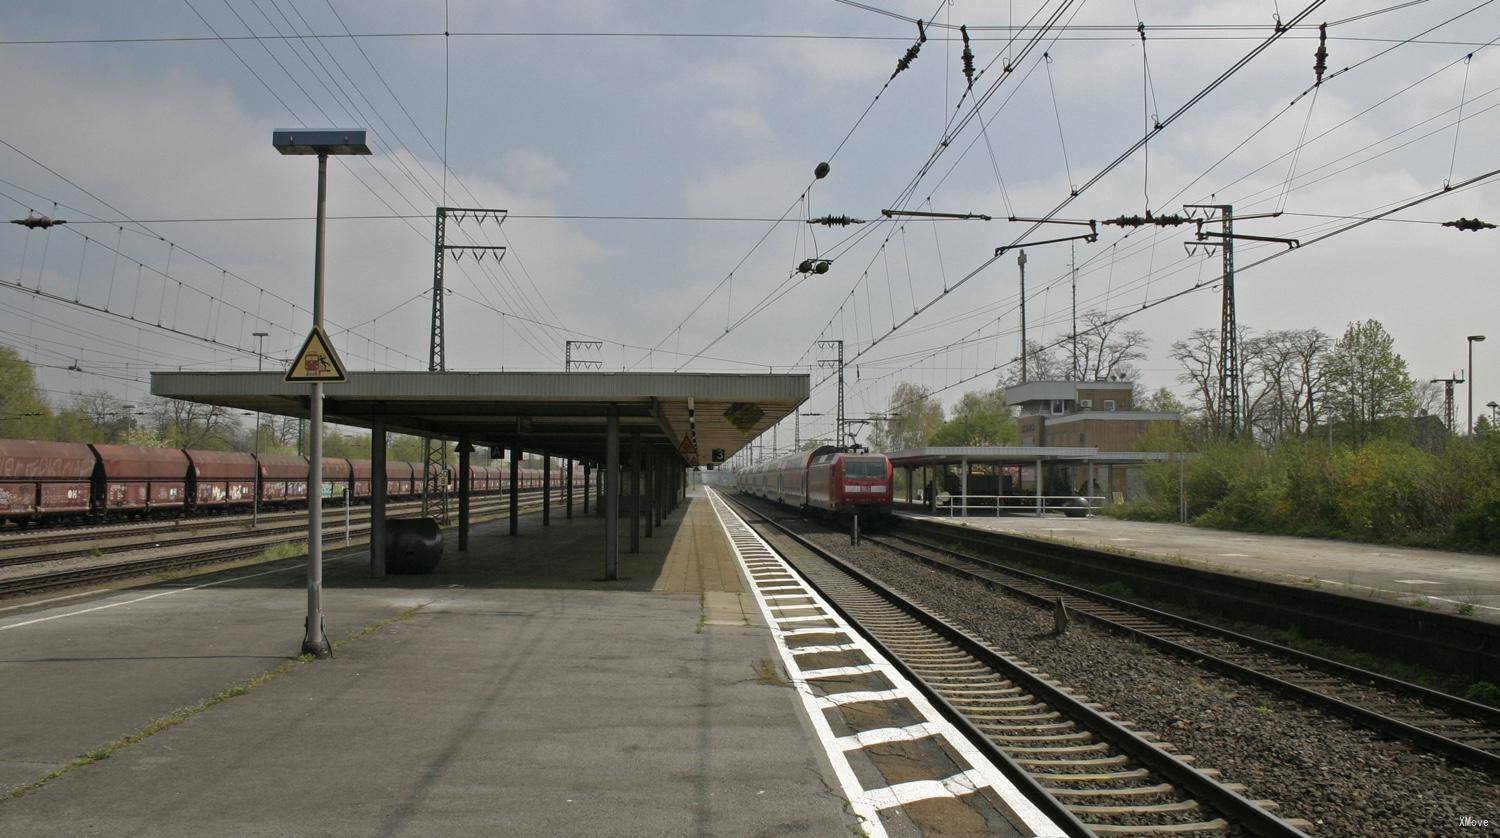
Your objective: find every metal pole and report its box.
[371,415,386,577]
[344,487,350,546]
[542,452,551,526]
[457,437,471,551]
[508,445,520,536]
[1179,453,1187,523]
[605,405,620,579]
[1469,338,1479,435]
[302,152,330,659]
[644,447,655,538]
[1034,457,1043,516]
[1017,249,1028,383]
[629,432,641,553]
[959,456,969,517]
[566,459,574,519]
[582,463,590,515]
[253,331,267,527]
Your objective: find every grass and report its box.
[0,602,426,802]
[752,657,789,687]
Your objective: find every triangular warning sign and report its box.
[678,435,695,456]
[284,325,348,383]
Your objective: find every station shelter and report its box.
[150,370,805,577]
[885,445,1177,516]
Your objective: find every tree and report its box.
[1170,328,1220,430]
[929,389,1018,446]
[868,382,943,451]
[1242,328,1328,442]
[54,390,137,444]
[1141,387,1188,414]
[145,396,238,449]
[1072,311,1148,381]
[1324,320,1416,445]
[0,346,54,440]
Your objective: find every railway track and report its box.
[722,493,1307,837]
[868,528,1500,775]
[0,497,548,599]
[0,489,557,555]
[0,495,520,569]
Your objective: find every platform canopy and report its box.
[885,446,1176,467]
[150,370,806,466]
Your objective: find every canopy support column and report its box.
[1035,457,1044,516]
[457,435,471,552]
[370,414,386,577]
[959,457,969,517]
[629,432,641,554]
[542,452,551,526]
[566,459,574,519]
[509,445,520,536]
[644,447,655,538]
[582,463,590,515]
[605,404,620,579]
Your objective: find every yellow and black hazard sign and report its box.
[284,325,348,383]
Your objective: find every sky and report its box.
[1,0,1498,448]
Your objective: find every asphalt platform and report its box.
[0,492,855,836]
[902,510,1500,621]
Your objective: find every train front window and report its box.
[843,459,885,478]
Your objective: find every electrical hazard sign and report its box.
[284,325,348,383]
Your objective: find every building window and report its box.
[1079,433,1086,444]
[1079,399,1092,409]
[1051,399,1065,414]
[1104,399,1116,412]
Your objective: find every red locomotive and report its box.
[737,446,893,518]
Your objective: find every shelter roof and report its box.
[884,446,1176,465]
[150,370,807,466]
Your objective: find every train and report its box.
[736,446,893,518]
[0,438,579,526]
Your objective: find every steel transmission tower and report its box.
[818,340,845,449]
[564,340,603,371]
[1432,373,1464,432]
[424,206,508,520]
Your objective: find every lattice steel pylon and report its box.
[564,340,603,371]
[1185,204,1239,437]
[1432,373,1464,433]
[423,206,508,520]
[818,340,845,449]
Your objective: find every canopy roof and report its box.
[150,370,807,466]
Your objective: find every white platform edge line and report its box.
[704,490,888,838]
[705,489,1066,838]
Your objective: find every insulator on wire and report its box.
[798,259,833,274]
[808,215,866,227]
[960,25,975,89]
[891,19,926,80]
[1313,22,1328,85]
[1443,217,1496,231]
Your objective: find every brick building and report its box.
[1007,380,1179,452]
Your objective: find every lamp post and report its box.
[1469,334,1486,435]
[1487,401,1499,425]
[1016,249,1027,383]
[273,129,370,659]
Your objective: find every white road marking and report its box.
[0,560,309,632]
[1218,553,1250,557]
[1394,579,1438,585]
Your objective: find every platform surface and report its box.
[0,495,852,835]
[902,511,1500,621]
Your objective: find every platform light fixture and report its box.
[274,128,370,659]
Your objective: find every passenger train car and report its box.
[0,437,577,525]
[737,446,893,518]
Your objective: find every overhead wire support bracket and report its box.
[1191,230,1300,250]
[995,230,1097,257]
[1007,216,1098,231]
[882,209,992,221]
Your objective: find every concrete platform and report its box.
[903,511,1500,621]
[0,494,854,835]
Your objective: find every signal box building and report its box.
[1006,380,1179,452]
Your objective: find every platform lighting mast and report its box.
[425,207,508,520]
[818,340,846,449]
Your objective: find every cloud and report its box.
[498,149,571,195]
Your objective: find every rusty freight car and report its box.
[0,439,97,522]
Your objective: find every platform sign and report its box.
[711,448,725,463]
[284,325,348,383]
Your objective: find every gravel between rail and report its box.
[781,519,1498,837]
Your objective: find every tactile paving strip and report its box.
[705,489,1062,838]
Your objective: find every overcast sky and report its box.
[2,0,1497,446]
